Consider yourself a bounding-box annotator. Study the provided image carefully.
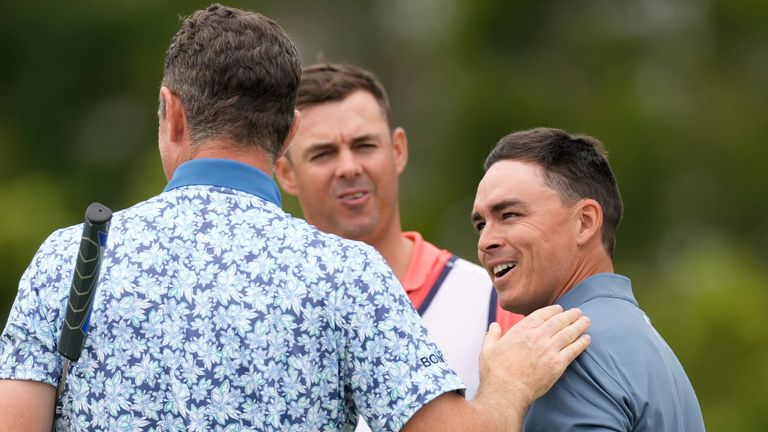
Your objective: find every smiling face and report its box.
[472,160,586,315]
[275,90,407,244]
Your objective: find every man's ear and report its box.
[274,145,299,197]
[274,110,301,196]
[575,199,603,247]
[276,109,301,161]
[274,157,298,196]
[159,86,187,144]
[391,126,409,175]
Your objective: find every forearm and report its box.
[401,392,524,432]
[0,379,56,432]
[470,380,530,431]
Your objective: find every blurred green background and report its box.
[1,1,766,429]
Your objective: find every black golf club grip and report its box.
[57,202,112,362]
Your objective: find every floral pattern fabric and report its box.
[0,171,463,432]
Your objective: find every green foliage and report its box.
[1,0,766,428]
[637,237,768,431]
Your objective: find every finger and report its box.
[552,313,590,342]
[480,322,501,357]
[559,334,591,364]
[539,308,583,336]
[519,304,564,328]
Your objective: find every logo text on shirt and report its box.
[420,352,446,367]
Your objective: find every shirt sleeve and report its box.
[336,247,465,432]
[0,233,69,387]
[523,350,633,431]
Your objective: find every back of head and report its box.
[161,3,301,158]
[484,127,624,256]
[298,63,392,129]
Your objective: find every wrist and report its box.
[471,381,530,431]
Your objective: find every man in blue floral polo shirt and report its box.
[0,4,591,431]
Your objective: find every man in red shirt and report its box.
[275,63,522,413]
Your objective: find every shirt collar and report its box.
[163,158,282,206]
[401,232,451,293]
[555,273,637,310]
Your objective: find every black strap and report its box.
[487,286,499,327]
[417,256,459,316]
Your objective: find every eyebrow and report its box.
[301,133,382,160]
[350,133,380,144]
[301,142,337,160]
[470,198,526,224]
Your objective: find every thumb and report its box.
[482,322,502,355]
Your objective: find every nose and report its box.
[335,148,362,178]
[477,223,502,254]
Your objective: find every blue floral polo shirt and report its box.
[0,158,464,431]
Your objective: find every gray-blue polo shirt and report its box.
[524,273,705,431]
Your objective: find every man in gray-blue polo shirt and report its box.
[471,127,705,431]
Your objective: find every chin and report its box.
[497,293,523,315]
[498,292,541,316]
[337,224,377,242]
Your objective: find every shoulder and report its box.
[525,303,640,430]
[557,297,671,402]
[20,223,83,300]
[579,297,656,354]
[28,219,89,274]
[38,224,83,254]
[273,213,395,288]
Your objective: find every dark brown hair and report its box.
[485,127,624,256]
[161,3,301,158]
[297,63,392,129]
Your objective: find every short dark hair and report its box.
[484,128,624,256]
[297,63,392,129]
[161,3,301,158]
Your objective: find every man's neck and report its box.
[368,226,414,283]
[554,253,614,302]
[190,140,274,176]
